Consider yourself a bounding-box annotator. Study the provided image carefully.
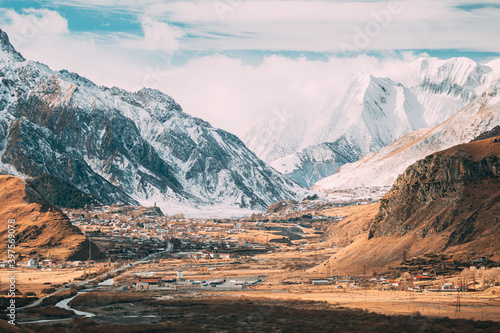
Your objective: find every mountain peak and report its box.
[410,56,480,82]
[0,28,25,62]
[136,87,182,111]
[135,87,184,122]
[0,28,304,212]
[312,83,500,190]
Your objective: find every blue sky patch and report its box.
[0,0,143,34]
[456,3,500,11]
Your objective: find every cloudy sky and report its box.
[1,0,499,136]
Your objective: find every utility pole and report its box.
[88,236,92,276]
[455,275,462,316]
[455,291,461,315]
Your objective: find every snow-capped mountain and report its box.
[0,29,305,212]
[244,57,500,188]
[267,74,427,187]
[312,84,500,191]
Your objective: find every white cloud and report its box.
[0,9,183,90]
[0,8,423,138]
[59,0,499,53]
[149,53,422,136]
[12,1,500,53]
[3,8,69,48]
[120,16,184,53]
[1,2,499,140]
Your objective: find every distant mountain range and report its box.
[313,85,500,191]
[245,57,500,188]
[0,29,305,212]
[2,23,499,215]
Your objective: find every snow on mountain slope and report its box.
[270,137,364,188]
[410,57,500,124]
[312,84,500,191]
[0,29,306,212]
[267,74,427,187]
[245,57,500,188]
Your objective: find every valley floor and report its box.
[3,248,500,332]
[20,292,500,333]
[3,204,500,331]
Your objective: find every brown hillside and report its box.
[320,136,500,275]
[438,136,500,162]
[324,203,380,247]
[0,175,102,261]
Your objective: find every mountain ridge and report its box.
[312,84,500,191]
[0,28,306,213]
[246,57,500,188]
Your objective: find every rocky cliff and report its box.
[320,133,500,274]
[369,135,500,243]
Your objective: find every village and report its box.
[60,203,343,261]
[3,204,499,295]
[2,203,500,326]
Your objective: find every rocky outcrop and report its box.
[27,174,100,209]
[369,136,500,243]
[266,200,298,214]
[471,126,500,142]
[271,137,364,188]
[320,136,500,274]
